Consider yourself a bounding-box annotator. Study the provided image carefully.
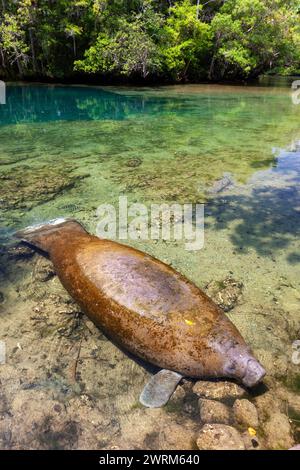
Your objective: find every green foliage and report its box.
[0,0,299,81]
[162,0,212,80]
[0,12,29,75]
[75,7,164,78]
[210,0,300,79]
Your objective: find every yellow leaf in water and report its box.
[248,427,257,436]
[184,319,196,326]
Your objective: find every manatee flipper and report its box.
[139,370,183,408]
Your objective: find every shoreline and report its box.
[1,74,299,89]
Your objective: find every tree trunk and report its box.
[208,55,216,80]
[0,49,5,68]
[196,0,201,19]
[29,28,37,73]
[14,49,23,77]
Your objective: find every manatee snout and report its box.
[222,344,266,387]
[223,355,266,387]
[241,358,266,387]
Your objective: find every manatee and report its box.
[15,218,266,407]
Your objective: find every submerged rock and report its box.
[263,412,294,449]
[159,422,197,450]
[208,173,235,195]
[126,158,142,168]
[205,277,243,312]
[0,292,4,304]
[193,381,246,402]
[199,398,231,425]
[33,257,56,283]
[252,385,284,423]
[196,424,245,450]
[233,399,259,429]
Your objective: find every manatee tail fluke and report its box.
[14,218,87,252]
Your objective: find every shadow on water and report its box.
[287,253,300,265]
[206,175,300,261]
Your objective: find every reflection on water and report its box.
[1,85,171,124]
[0,83,300,449]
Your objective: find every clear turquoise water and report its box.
[0,83,300,449]
[1,83,300,233]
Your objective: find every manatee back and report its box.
[75,239,220,326]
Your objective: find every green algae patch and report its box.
[0,163,88,227]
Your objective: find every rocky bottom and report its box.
[0,244,299,450]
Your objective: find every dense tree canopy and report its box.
[0,0,299,82]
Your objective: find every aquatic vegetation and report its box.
[0,164,84,213]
